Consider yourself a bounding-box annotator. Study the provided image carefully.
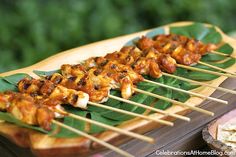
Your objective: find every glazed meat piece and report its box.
[185,38,217,55]
[18,77,89,109]
[154,34,217,55]
[61,64,86,79]
[36,106,55,131]
[144,48,176,74]
[136,36,155,50]
[47,71,110,103]
[102,60,144,83]
[81,57,144,100]
[172,45,201,65]
[0,93,11,111]
[49,85,89,109]
[137,35,202,65]
[133,57,162,78]
[18,78,43,95]
[7,93,38,125]
[1,92,55,130]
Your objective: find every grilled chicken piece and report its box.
[36,106,55,131]
[137,35,203,65]
[185,38,217,55]
[47,72,110,103]
[105,46,141,66]
[137,34,217,65]
[61,64,86,79]
[18,78,89,109]
[120,46,142,63]
[0,93,11,111]
[18,78,43,95]
[171,45,201,65]
[106,46,164,77]
[137,36,155,50]
[49,85,89,109]
[154,34,217,55]
[83,57,99,70]
[157,53,176,73]
[133,57,162,78]
[48,73,83,90]
[84,63,136,101]
[120,76,134,99]
[60,63,114,102]
[0,92,54,130]
[81,58,144,99]
[102,60,144,83]
[144,48,176,74]
[7,93,38,125]
[79,82,110,103]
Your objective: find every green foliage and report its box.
[3,73,30,85]
[0,78,18,92]
[1,0,236,73]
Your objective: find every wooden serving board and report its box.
[0,21,235,157]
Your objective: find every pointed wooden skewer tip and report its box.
[177,64,236,78]
[143,79,228,105]
[162,72,236,95]
[211,50,235,59]
[133,88,214,116]
[198,61,236,76]
[52,120,134,157]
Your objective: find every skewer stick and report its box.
[211,50,235,58]
[176,64,236,78]
[198,61,236,76]
[163,72,236,95]
[133,88,214,116]
[52,120,133,157]
[143,79,228,105]
[57,110,154,143]
[108,95,189,122]
[88,101,185,123]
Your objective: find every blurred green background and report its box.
[1,0,236,73]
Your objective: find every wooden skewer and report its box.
[52,120,134,157]
[176,64,236,78]
[108,95,189,122]
[198,61,236,76]
[143,79,228,105]
[211,50,235,58]
[133,88,214,116]
[163,72,236,95]
[88,101,174,126]
[56,109,154,143]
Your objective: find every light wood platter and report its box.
[0,21,235,157]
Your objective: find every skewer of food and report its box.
[0,91,136,157]
[137,34,235,76]
[0,22,235,157]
